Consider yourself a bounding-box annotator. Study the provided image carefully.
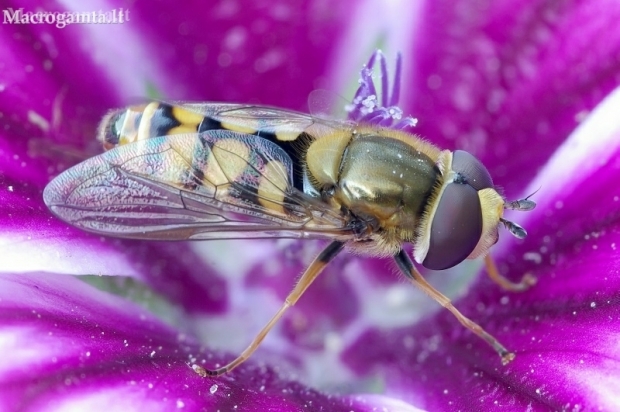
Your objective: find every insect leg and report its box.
[484,254,537,292]
[204,240,345,376]
[394,250,515,365]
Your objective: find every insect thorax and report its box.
[304,129,441,254]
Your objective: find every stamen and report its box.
[363,53,378,98]
[393,116,419,130]
[390,53,403,107]
[379,51,389,108]
[347,50,417,130]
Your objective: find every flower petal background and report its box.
[402,0,620,197]
[1,0,620,411]
[0,272,401,412]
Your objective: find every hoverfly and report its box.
[43,52,536,376]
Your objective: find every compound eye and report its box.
[452,150,493,190]
[422,182,483,270]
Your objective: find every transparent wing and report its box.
[44,130,352,241]
[178,102,355,139]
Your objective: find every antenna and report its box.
[500,218,527,239]
[504,188,540,211]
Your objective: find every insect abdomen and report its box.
[99,102,310,191]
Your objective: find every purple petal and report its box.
[0,272,199,410]
[245,242,360,350]
[403,0,620,197]
[11,0,359,108]
[0,272,406,411]
[127,1,357,106]
[0,174,138,276]
[0,167,226,313]
[0,7,125,153]
[499,85,620,276]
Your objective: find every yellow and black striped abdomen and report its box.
[98,102,322,191]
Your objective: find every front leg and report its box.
[394,250,515,365]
